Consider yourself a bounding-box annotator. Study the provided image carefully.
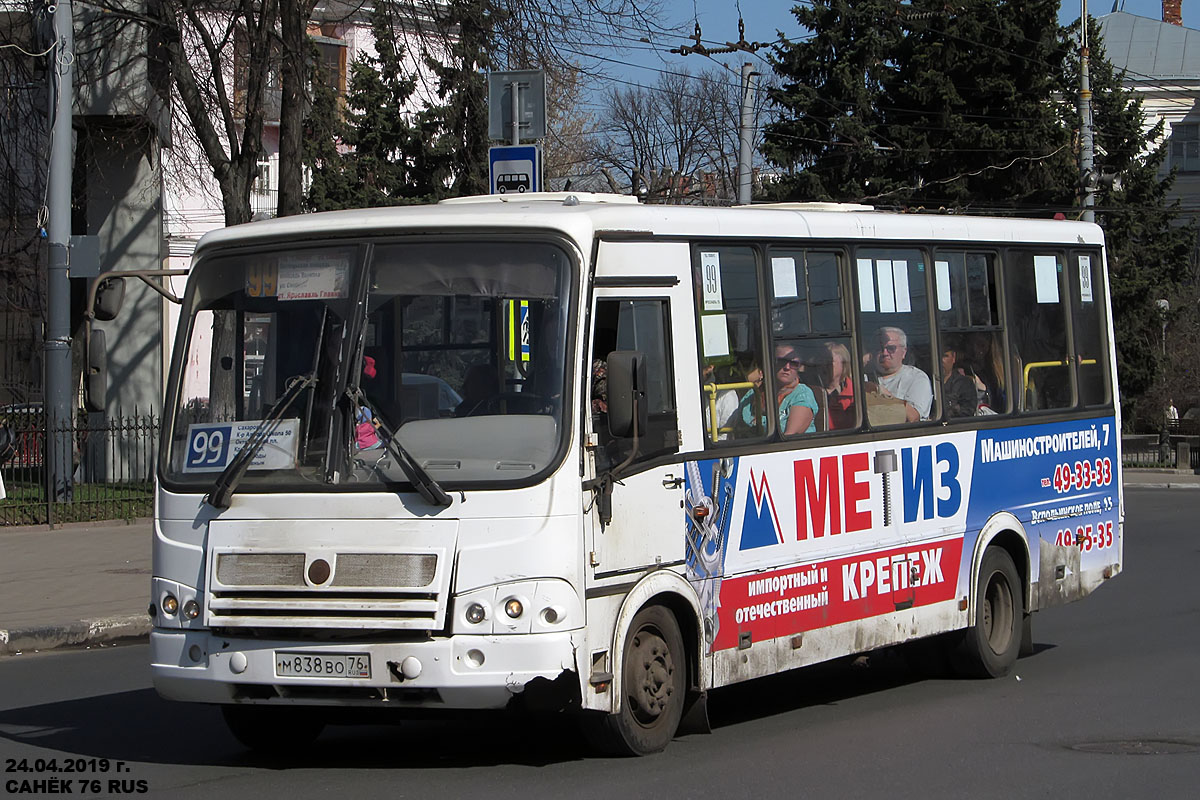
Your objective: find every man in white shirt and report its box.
[873,326,933,421]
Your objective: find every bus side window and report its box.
[694,246,766,444]
[1007,250,1073,412]
[591,298,679,471]
[934,252,1007,417]
[768,248,856,434]
[1069,250,1110,407]
[854,248,936,426]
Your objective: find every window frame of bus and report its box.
[932,249,1010,419]
[589,297,680,471]
[765,245,858,437]
[690,243,771,446]
[1066,247,1112,408]
[1003,248,1077,414]
[160,234,580,494]
[852,244,940,428]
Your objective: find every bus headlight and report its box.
[152,577,200,629]
[465,602,487,624]
[452,580,581,635]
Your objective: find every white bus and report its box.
[150,193,1122,755]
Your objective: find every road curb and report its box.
[0,614,150,656]
[1128,485,1200,490]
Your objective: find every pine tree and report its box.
[303,54,357,211]
[1074,16,1195,421]
[304,4,423,210]
[412,0,497,199]
[883,0,1075,211]
[762,0,903,201]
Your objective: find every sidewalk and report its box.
[0,518,152,656]
[0,470,1197,657]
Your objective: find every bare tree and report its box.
[151,0,279,227]
[542,62,596,186]
[593,67,744,204]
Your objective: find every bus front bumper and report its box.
[151,628,584,710]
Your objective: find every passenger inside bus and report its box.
[966,331,1006,412]
[940,338,979,418]
[739,345,817,435]
[824,341,857,430]
[864,326,933,422]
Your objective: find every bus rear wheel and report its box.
[953,547,1023,678]
[582,605,686,756]
[222,705,325,755]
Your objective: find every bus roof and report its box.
[192,194,1105,257]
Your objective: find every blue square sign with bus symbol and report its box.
[489,145,540,195]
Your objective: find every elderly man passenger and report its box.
[870,326,933,422]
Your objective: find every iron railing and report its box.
[1121,434,1200,471]
[0,409,159,526]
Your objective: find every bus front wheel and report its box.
[953,547,1023,678]
[222,705,325,755]
[582,605,686,756]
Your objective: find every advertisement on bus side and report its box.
[684,417,1119,652]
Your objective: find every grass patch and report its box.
[0,482,153,526]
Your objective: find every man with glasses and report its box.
[871,326,932,422]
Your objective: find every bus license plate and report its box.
[275,652,371,679]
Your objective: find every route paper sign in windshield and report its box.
[184,420,299,472]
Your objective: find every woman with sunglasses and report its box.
[741,345,817,435]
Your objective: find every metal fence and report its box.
[0,409,159,526]
[1121,435,1200,471]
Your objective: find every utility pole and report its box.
[671,19,764,205]
[1079,0,1095,223]
[737,62,759,206]
[45,0,75,503]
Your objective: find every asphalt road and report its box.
[1,489,1197,799]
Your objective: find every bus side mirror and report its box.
[85,329,107,412]
[607,350,647,438]
[92,277,126,321]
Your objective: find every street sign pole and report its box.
[511,80,520,146]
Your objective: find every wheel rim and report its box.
[625,625,676,728]
[982,569,1014,654]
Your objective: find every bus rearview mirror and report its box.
[92,277,126,321]
[607,350,647,439]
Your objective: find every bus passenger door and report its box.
[587,293,690,579]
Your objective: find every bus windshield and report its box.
[163,238,574,493]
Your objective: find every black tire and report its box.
[222,705,325,755]
[498,185,507,194]
[953,547,1023,678]
[1019,612,1034,658]
[581,605,686,756]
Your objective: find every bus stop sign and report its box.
[489,145,541,195]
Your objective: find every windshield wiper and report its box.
[349,387,451,507]
[205,373,318,510]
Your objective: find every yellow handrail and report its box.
[1022,359,1098,408]
[703,381,756,443]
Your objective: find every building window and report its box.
[1170,123,1200,173]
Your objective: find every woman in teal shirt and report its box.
[741,347,817,435]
